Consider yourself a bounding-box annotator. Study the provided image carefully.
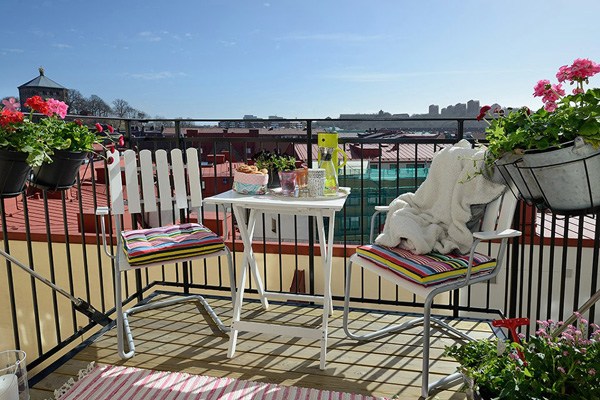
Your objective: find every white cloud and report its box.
[219,40,236,47]
[279,33,387,42]
[53,43,72,49]
[127,71,187,80]
[138,31,162,42]
[1,48,24,53]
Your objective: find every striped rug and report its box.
[53,363,389,400]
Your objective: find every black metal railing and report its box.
[1,115,598,372]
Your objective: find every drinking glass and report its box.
[295,167,308,196]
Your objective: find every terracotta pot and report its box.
[29,150,89,191]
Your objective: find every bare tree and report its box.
[88,95,112,117]
[67,90,88,115]
[112,99,131,118]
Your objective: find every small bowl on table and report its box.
[233,170,269,195]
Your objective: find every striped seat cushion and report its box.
[356,244,496,287]
[121,223,225,266]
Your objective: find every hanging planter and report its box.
[480,58,600,216]
[29,150,89,191]
[0,149,32,198]
[495,137,600,215]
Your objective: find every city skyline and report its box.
[2,1,600,119]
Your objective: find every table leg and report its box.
[232,206,269,309]
[316,210,336,370]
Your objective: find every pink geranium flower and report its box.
[1,97,20,112]
[46,98,69,119]
[534,58,600,113]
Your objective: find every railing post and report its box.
[175,120,183,151]
[457,119,464,141]
[508,201,522,318]
[306,120,315,295]
[125,120,132,150]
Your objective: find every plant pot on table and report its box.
[494,136,600,215]
[29,150,89,191]
[0,149,32,198]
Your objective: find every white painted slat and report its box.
[139,150,157,213]
[170,149,188,210]
[107,149,124,215]
[481,196,502,232]
[155,150,173,212]
[123,150,141,214]
[186,148,203,209]
[497,193,518,231]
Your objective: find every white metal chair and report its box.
[342,191,521,398]
[96,148,235,359]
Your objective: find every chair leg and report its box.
[115,250,235,360]
[343,257,468,398]
[115,263,135,359]
[342,257,422,341]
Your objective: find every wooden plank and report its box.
[30,300,482,400]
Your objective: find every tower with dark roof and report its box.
[18,67,68,108]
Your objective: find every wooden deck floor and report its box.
[30,295,495,399]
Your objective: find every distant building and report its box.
[18,67,68,109]
[466,100,480,116]
[428,104,439,116]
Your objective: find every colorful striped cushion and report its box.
[356,244,496,287]
[121,223,225,266]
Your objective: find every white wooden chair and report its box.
[96,148,235,359]
[342,191,521,398]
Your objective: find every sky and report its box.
[2,0,600,120]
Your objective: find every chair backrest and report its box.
[106,148,203,226]
[479,189,519,232]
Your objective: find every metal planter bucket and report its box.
[506,137,600,215]
[0,150,31,198]
[493,152,544,208]
[29,150,89,191]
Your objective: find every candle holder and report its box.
[0,350,28,400]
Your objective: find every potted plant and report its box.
[444,315,600,399]
[481,58,600,214]
[0,96,115,193]
[0,98,40,197]
[252,150,297,190]
[273,154,297,195]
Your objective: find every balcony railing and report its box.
[1,116,598,377]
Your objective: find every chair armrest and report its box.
[473,228,521,241]
[369,206,390,243]
[96,206,110,216]
[95,207,115,259]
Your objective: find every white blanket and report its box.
[375,140,506,254]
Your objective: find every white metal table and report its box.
[204,189,348,369]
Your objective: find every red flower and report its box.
[476,105,491,121]
[0,109,24,127]
[24,95,51,116]
[74,119,83,126]
[118,135,125,147]
[107,124,114,133]
[95,123,103,133]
